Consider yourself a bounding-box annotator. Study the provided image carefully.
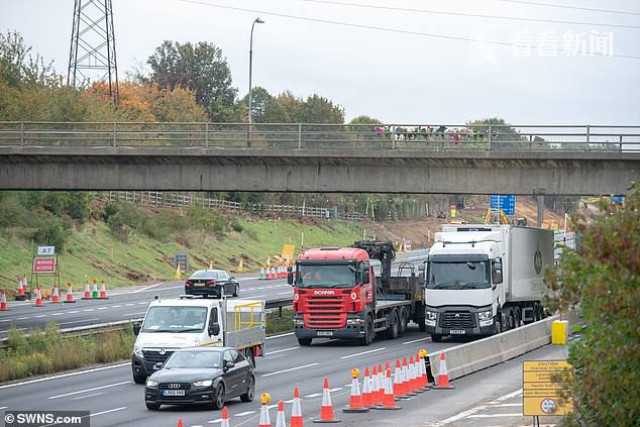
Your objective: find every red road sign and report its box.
[33,257,57,273]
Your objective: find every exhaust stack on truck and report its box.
[423,224,553,341]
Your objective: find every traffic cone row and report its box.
[16,276,27,301]
[51,286,61,304]
[33,287,44,307]
[82,282,92,300]
[64,283,76,303]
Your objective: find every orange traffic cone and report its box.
[393,360,403,399]
[375,368,402,410]
[312,377,341,423]
[33,287,44,307]
[91,280,99,299]
[275,400,287,427]
[402,357,415,396]
[0,291,8,311]
[290,386,303,427]
[64,283,76,303]
[407,356,418,395]
[435,352,455,389]
[343,368,368,413]
[376,364,385,405]
[82,282,91,300]
[99,281,109,299]
[220,406,230,427]
[416,351,429,392]
[176,418,184,427]
[371,366,382,407]
[51,286,61,303]
[16,277,26,301]
[259,393,272,427]
[361,367,373,408]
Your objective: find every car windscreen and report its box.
[164,351,222,369]
[141,306,207,333]
[296,263,356,288]
[191,270,219,279]
[427,261,490,289]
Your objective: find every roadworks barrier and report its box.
[428,314,568,382]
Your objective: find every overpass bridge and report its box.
[1,122,638,195]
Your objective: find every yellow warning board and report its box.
[523,360,573,416]
[281,244,295,263]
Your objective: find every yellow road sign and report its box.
[281,244,295,263]
[523,360,573,416]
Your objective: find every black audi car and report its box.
[144,347,255,410]
[185,269,239,298]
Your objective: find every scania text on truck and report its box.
[423,225,553,341]
[288,241,426,346]
[131,296,265,384]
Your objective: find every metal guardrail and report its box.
[0,122,639,152]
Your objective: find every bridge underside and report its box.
[1,149,638,195]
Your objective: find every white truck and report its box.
[423,224,554,341]
[131,296,265,384]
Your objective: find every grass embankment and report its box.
[0,323,135,383]
[1,312,294,383]
[0,218,362,293]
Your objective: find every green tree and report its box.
[301,94,344,124]
[349,115,381,125]
[545,184,640,426]
[146,41,238,121]
[0,31,55,87]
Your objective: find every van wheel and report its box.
[212,383,225,410]
[297,337,312,346]
[398,309,408,337]
[132,368,147,385]
[386,311,399,339]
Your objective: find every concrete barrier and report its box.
[429,315,560,380]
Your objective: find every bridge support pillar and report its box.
[536,194,545,228]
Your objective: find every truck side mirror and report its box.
[209,323,220,336]
[133,323,141,336]
[363,269,370,284]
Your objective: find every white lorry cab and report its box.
[131,296,265,384]
[424,224,553,341]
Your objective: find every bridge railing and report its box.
[0,122,638,152]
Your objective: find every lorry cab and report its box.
[425,228,506,340]
[131,296,264,384]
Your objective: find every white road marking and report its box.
[495,388,522,401]
[83,309,94,312]
[0,362,131,390]
[49,380,130,399]
[58,318,99,326]
[267,346,299,355]
[208,419,222,424]
[97,307,108,310]
[403,337,430,344]
[0,406,7,410]
[261,362,319,378]
[340,347,385,359]
[125,303,135,306]
[51,312,64,316]
[34,314,46,318]
[89,407,127,417]
[266,332,294,340]
[112,305,122,308]
[426,388,524,426]
[16,317,29,320]
[0,319,16,322]
[329,387,341,393]
[68,311,79,314]
[305,393,321,398]
[492,403,522,407]
[468,413,523,418]
[137,301,147,305]
[234,411,255,417]
[277,291,291,295]
[71,392,103,400]
[124,312,147,317]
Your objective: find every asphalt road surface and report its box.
[0,276,291,338]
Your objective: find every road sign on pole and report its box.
[523,360,573,417]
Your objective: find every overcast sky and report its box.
[2,0,639,124]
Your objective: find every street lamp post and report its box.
[248,17,265,146]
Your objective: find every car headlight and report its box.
[133,345,144,358]
[193,379,213,387]
[478,310,493,321]
[426,311,437,321]
[146,379,158,387]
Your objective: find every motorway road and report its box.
[0,327,456,427]
[0,276,291,338]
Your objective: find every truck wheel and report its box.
[132,368,147,385]
[361,316,374,346]
[431,334,443,342]
[386,311,399,339]
[398,309,408,337]
[297,337,312,346]
[233,285,239,297]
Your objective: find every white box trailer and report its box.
[424,224,554,340]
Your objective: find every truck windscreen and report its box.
[427,261,490,289]
[142,306,207,333]
[297,264,356,288]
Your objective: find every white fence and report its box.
[102,191,368,221]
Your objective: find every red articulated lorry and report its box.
[288,241,426,346]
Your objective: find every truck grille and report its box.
[304,296,346,329]
[439,311,475,329]
[143,350,174,364]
